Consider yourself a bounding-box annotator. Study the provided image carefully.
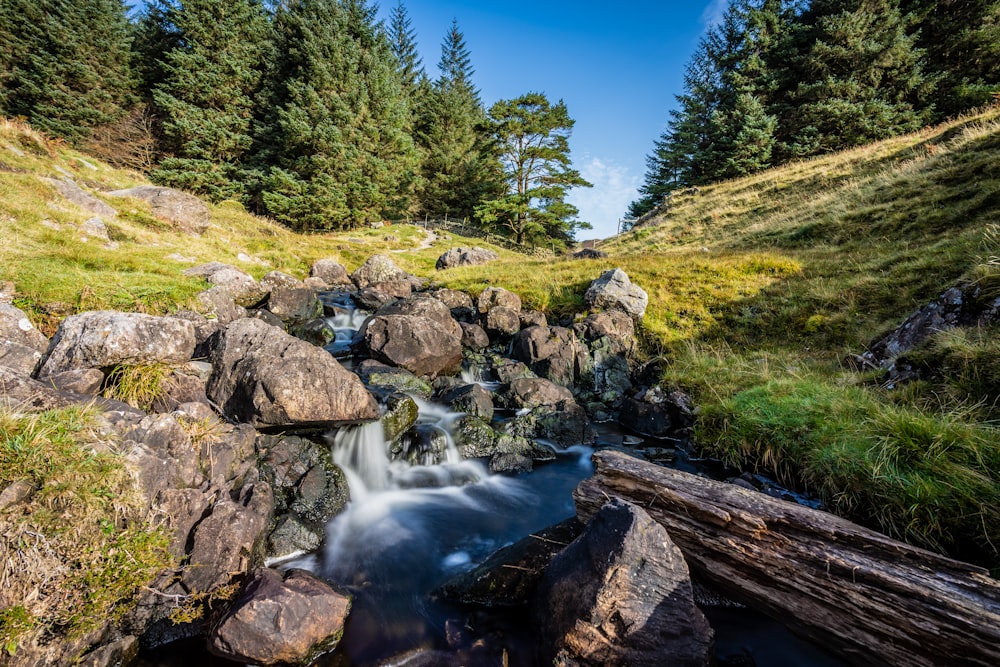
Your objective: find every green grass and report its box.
[0,407,172,656]
[3,107,1000,572]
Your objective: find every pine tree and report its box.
[475,93,592,248]
[777,0,932,158]
[387,1,423,91]
[0,0,134,143]
[902,0,1000,116]
[150,0,272,200]
[254,0,418,230]
[413,20,500,220]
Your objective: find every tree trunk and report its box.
[574,450,1000,667]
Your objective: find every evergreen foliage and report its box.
[387,1,424,91]
[629,0,959,219]
[149,0,272,201]
[253,0,418,231]
[475,93,592,248]
[412,20,501,221]
[0,0,134,143]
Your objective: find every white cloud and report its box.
[701,0,728,29]
[567,156,640,241]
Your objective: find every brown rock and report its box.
[533,499,713,667]
[209,568,350,665]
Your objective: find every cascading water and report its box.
[317,398,590,665]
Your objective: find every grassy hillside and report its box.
[2,108,999,573]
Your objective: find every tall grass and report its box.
[0,407,171,655]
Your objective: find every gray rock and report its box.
[208,568,350,666]
[533,499,713,667]
[431,288,474,311]
[37,311,196,378]
[195,287,247,326]
[45,368,104,395]
[583,268,649,321]
[483,306,521,339]
[351,254,411,289]
[477,286,521,314]
[381,393,420,443]
[77,635,139,667]
[618,387,694,439]
[106,185,210,234]
[260,270,304,291]
[81,216,110,241]
[355,286,401,311]
[0,339,43,375]
[572,247,608,260]
[181,482,273,593]
[355,360,433,398]
[310,259,352,287]
[459,322,490,350]
[207,318,379,429]
[362,315,462,378]
[266,287,323,323]
[498,377,574,409]
[0,365,139,414]
[0,302,48,353]
[435,246,499,270]
[376,295,462,341]
[503,401,596,447]
[206,267,268,308]
[367,279,415,298]
[512,325,592,389]
[440,383,494,421]
[572,310,636,343]
[438,517,583,607]
[43,176,117,217]
[520,310,548,329]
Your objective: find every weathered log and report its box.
[574,450,1000,667]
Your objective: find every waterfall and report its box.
[331,420,389,500]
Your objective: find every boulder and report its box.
[266,287,323,323]
[477,287,521,314]
[618,387,694,439]
[43,368,104,395]
[583,268,648,321]
[0,339,43,375]
[208,568,350,666]
[0,366,138,413]
[572,248,608,260]
[180,482,274,593]
[498,377,573,410]
[440,383,494,421]
[438,518,583,607]
[431,288,474,312]
[0,302,49,353]
[856,283,1000,370]
[435,246,499,270]
[351,254,411,289]
[362,315,462,378]
[43,176,118,218]
[36,311,195,378]
[355,286,401,311]
[376,295,462,341]
[195,287,247,326]
[207,268,268,308]
[258,434,350,559]
[512,325,591,389]
[207,318,379,429]
[459,322,490,350]
[77,636,139,667]
[380,393,420,444]
[533,499,713,667]
[106,185,210,234]
[572,310,636,343]
[355,360,433,398]
[482,306,521,339]
[260,270,304,292]
[520,310,547,329]
[309,259,352,287]
[503,400,596,448]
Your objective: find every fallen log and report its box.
[574,450,1000,667]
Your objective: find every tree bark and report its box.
[574,450,1000,667]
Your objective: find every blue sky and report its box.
[377,1,728,239]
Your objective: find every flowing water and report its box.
[138,294,845,666]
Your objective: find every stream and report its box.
[138,295,847,667]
